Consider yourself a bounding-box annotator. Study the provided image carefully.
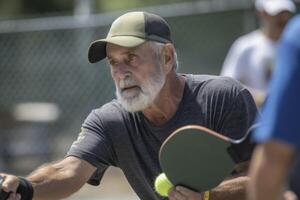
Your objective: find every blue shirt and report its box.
[254,15,300,148]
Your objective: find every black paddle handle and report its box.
[0,176,33,200]
[0,190,10,200]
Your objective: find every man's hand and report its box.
[0,174,21,200]
[283,190,298,200]
[168,186,202,200]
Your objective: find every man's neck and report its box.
[142,73,186,126]
[261,27,282,42]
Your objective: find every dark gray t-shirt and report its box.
[67,74,257,200]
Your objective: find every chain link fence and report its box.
[0,25,118,173]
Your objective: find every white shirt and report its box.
[221,30,277,92]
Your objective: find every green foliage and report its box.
[0,0,73,19]
[22,0,73,15]
[0,0,199,19]
[95,0,193,12]
[0,0,22,19]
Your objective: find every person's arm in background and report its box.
[248,141,295,200]
[0,156,96,200]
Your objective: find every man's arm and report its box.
[0,156,97,200]
[248,141,295,200]
[169,176,250,200]
[209,176,249,200]
[168,162,250,200]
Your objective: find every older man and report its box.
[0,12,257,200]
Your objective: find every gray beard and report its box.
[115,66,166,113]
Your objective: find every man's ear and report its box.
[161,43,175,74]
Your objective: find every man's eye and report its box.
[109,60,118,66]
[127,54,137,64]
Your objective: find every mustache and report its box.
[119,77,139,89]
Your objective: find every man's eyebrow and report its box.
[107,50,136,60]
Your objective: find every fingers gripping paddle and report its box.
[158,125,254,193]
[0,176,10,200]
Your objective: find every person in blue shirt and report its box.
[248,15,300,200]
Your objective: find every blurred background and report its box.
[0,0,299,199]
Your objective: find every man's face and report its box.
[106,42,166,112]
[266,11,293,30]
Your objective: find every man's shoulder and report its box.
[87,99,126,123]
[94,99,122,113]
[189,74,243,90]
[236,30,263,42]
[187,74,249,101]
[232,30,264,49]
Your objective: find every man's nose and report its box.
[114,63,131,79]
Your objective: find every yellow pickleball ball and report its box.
[154,173,174,197]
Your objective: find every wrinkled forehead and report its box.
[106,42,154,58]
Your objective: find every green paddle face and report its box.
[159,125,236,192]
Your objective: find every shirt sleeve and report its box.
[202,77,258,163]
[66,109,117,185]
[220,88,258,140]
[203,77,258,139]
[220,87,258,163]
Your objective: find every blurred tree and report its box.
[22,0,74,16]
[0,0,199,20]
[0,0,73,19]
[95,0,196,12]
[0,0,22,19]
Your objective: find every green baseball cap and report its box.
[88,11,173,63]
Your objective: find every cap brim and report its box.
[264,1,296,16]
[88,36,146,63]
